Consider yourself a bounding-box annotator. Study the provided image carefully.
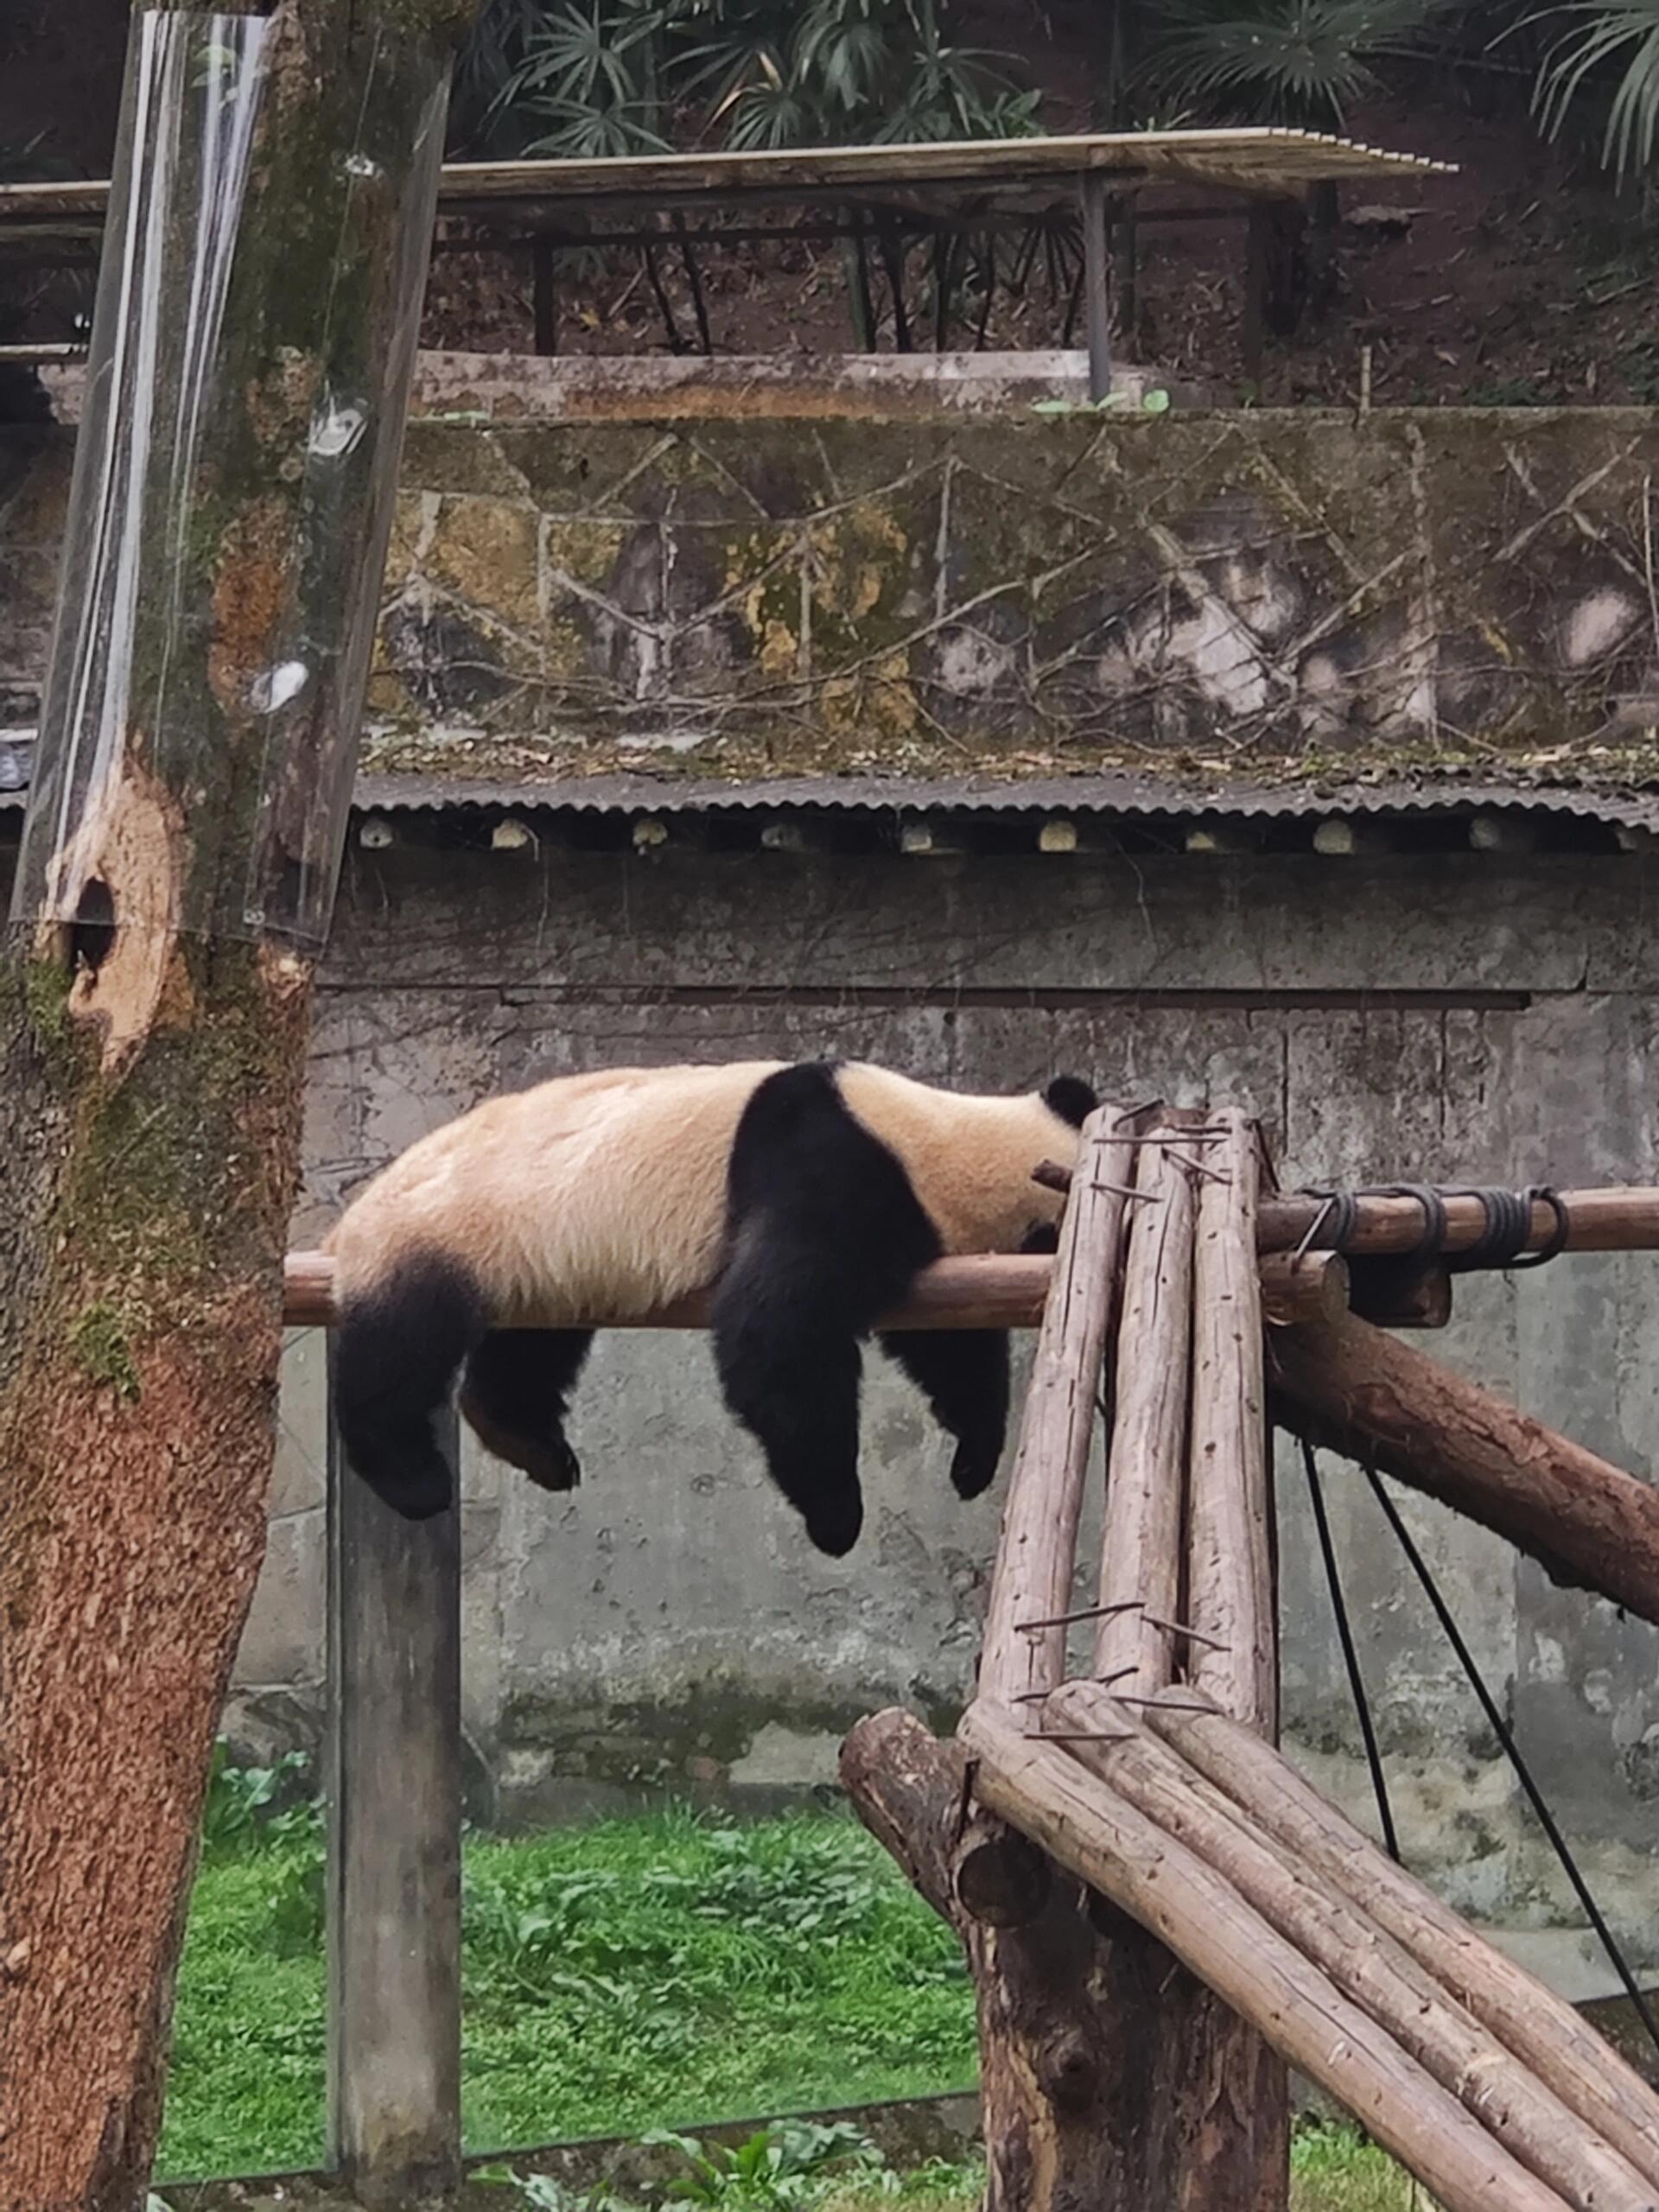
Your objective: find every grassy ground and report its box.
[159,1789,1423,2209]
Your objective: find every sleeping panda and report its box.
[326,1058,1097,1555]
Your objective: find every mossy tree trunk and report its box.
[0,3,476,2205]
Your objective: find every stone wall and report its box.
[7,384,1659,785]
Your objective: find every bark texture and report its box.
[0,3,474,2205]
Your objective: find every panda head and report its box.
[1041,1075,1097,1131]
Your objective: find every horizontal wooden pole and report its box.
[1271,1310,1659,1624]
[958,1702,1570,2212]
[284,1249,1056,1332]
[1258,1184,1659,1257]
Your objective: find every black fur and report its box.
[877,1330,1010,1502]
[1044,1075,1097,1129]
[460,1327,593,1492]
[712,1063,952,1556]
[332,1252,486,1518]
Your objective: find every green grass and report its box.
[160,1792,1425,2211]
[160,1805,976,2181]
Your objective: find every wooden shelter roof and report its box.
[0,127,1452,236]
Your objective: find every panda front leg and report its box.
[711,1241,867,1558]
[460,1327,594,1493]
[332,1255,486,1520]
[878,1329,1010,1502]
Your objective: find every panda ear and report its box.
[1043,1076,1097,1129]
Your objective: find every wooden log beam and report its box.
[842,1710,1269,2212]
[957,1703,1572,2212]
[1260,1248,1349,1327]
[1143,1694,1659,2198]
[1187,1111,1275,1730]
[284,1241,1344,1332]
[1096,1133,1195,1692]
[962,1107,1134,1700]
[1258,1184,1659,1257]
[962,1108,1141,2212]
[1176,1109,1289,2206]
[1049,1686,1659,2212]
[1270,1310,1659,1624]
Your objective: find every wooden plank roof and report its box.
[0,127,1453,233]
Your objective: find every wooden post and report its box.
[960,1109,1147,2212]
[531,234,558,355]
[1177,1109,1289,2208]
[327,1371,463,2205]
[0,2,477,2202]
[1270,1310,1659,1624]
[1080,171,1112,401]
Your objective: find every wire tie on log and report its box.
[1141,1611,1231,1652]
[1093,1179,1165,1202]
[1116,1695,1217,1713]
[1009,1665,1138,1706]
[1114,1096,1165,1128]
[1015,1599,1144,1635]
[1025,1730,1136,1744]
[1162,1153,1232,1185]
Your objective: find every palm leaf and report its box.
[1534,2,1659,179]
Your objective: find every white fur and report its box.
[325,1060,1082,1324]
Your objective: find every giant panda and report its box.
[326,1058,1097,1556]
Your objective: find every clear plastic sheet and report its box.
[12,9,447,948]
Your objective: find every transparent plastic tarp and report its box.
[11,8,446,948]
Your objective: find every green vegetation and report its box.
[160,1754,1423,2209]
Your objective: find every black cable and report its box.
[1300,1439,1400,1862]
[1362,1457,1659,2059]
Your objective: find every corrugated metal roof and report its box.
[6,749,1657,827]
[351,770,1659,828]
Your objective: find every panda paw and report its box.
[804,1494,864,1557]
[460,1398,582,1491]
[949,1438,1001,1502]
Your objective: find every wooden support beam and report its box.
[1178,1109,1289,2204]
[1050,1686,1659,2212]
[1270,1310,1659,1624]
[1187,1112,1275,1728]
[1080,171,1112,400]
[965,1106,1141,2212]
[958,1703,1572,2212]
[327,1373,462,2205]
[975,1106,1134,1701]
[1145,1694,1659,2196]
[1096,1132,1195,1688]
[1257,1183,1659,1257]
[1260,1248,1349,1326]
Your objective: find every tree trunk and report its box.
[0,3,474,2205]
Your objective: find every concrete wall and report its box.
[219,835,1658,1968]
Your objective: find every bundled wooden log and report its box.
[959,1702,1573,2212]
[1144,1692,1659,2198]
[1046,1683,1659,2212]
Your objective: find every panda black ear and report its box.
[1043,1076,1097,1129]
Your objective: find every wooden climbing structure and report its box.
[841,1105,1659,2212]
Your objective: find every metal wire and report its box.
[1362,1456,1659,2059]
[1300,1438,1400,1861]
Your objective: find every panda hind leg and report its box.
[460,1327,593,1492]
[332,1253,486,1520]
[879,1329,1010,1501]
[712,1249,866,1558]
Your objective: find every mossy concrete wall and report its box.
[8,395,1659,783]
